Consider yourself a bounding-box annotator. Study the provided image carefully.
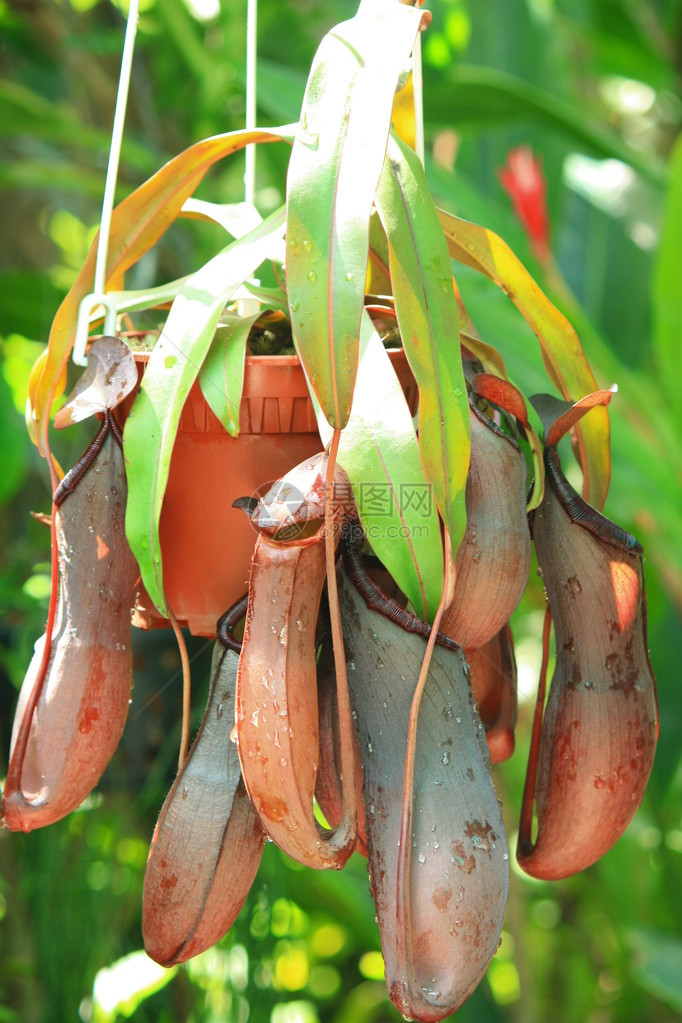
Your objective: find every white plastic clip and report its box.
[72,0,139,366]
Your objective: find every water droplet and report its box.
[251,709,259,727]
[345,272,353,282]
[307,270,317,283]
[295,617,303,631]
[367,741,374,753]
[351,709,358,720]
[566,576,582,595]
[290,300,300,313]
[441,751,450,766]
[302,239,312,252]
[417,853,426,864]
[289,238,298,249]
[217,704,223,719]
[455,716,462,724]
[503,853,509,861]
[69,627,78,638]
[280,757,288,767]
[443,706,453,720]
[453,387,462,398]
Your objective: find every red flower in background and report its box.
[498,146,551,265]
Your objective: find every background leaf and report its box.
[652,133,682,432]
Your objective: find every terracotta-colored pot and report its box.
[131,351,417,637]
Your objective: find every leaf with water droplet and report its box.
[339,569,508,1020]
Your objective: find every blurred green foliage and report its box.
[1,0,681,1021]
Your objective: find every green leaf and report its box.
[316,312,444,622]
[198,309,262,436]
[375,134,470,553]
[124,206,286,617]
[31,124,294,449]
[107,276,191,315]
[431,65,666,189]
[652,133,682,430]
[438,208,610,511]
[628,929,682,1012]
[286,0,423,430]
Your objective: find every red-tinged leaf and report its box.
[286,0,423,430]
[518,447,657,880]
[532,388,615,449]
[472,372,529,428]
[31,125,293,452]
[2,418,138,831]
[338,570,509,1021]
[143,640,264,966]
[376,135,470,551]
[315,312,444,622]
[437,208,611,510]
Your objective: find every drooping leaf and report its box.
[30,125,293,450]
[438,208,611,510]
[198,310,262,437]
[123,207,286,617]
[376,134,470,552]
[53,336,137,428]
[315,311,444,622]
[286,0,423,430]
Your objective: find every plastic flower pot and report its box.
[131,349,417,636]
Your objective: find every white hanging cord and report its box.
[73,0,140,366]
[244,0,258,207]
[413,30,424,168]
